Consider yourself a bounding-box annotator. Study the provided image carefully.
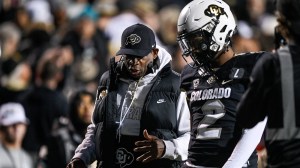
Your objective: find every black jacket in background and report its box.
[22,86,68,153]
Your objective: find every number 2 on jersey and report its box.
[196,100,225,140]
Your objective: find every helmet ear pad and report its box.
[224,29,234,47]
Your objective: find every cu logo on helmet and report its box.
[205,5,228,17]
[125,34,141,45]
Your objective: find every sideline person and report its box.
[0,102,33,168]
[67,23,190,168]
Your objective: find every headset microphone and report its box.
[146,61,154,74]
[147,61,154,69]
[201,43,208,51]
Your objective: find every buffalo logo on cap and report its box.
[125,34,141,46]
[205,4,228,18]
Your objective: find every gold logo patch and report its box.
[204,5,228,18]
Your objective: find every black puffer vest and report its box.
[93,62,181,168]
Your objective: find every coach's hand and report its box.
[66,158,87,168]
[134,129,166,163]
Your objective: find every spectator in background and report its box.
[45,89,95,168]
[69,90,95,140]
[34,46,74,96]
[0,59,32,105]
[157,4,181,54]
[0,22,22,61]
[236,0,300,167]
[93,0,118,32]
[0,22,33,101]
[233,0,277,52]
[103,0,144,56]
[22,60,68,166]
[19,0,54,71]
[133,0,159,34]
[20,24,52,73]
[0,0,24,24]
[61,13,109,93]
[14,6,31,39]
[0,102,33,168]
[232,31,262,53]
[156,4,190,73]
[25,0,54,32]
[0,21,32,104]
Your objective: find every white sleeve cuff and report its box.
[161,140,176,159]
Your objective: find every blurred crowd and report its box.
[0,0,277,168]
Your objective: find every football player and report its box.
[237,0,300,167]
[177,0,267,167]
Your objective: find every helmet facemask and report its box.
[178,20,224,68]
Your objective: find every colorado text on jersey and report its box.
[190,87,231,101]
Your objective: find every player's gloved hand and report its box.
[66,158,87,168]
[134,129,166,163]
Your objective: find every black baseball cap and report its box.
[116,23,156,57]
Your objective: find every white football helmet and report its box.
[177,0,236,67]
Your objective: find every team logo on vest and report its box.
[190,87,231,101]
[116,148,134,168]
[125,34,141,45]
[205,4,228,18]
